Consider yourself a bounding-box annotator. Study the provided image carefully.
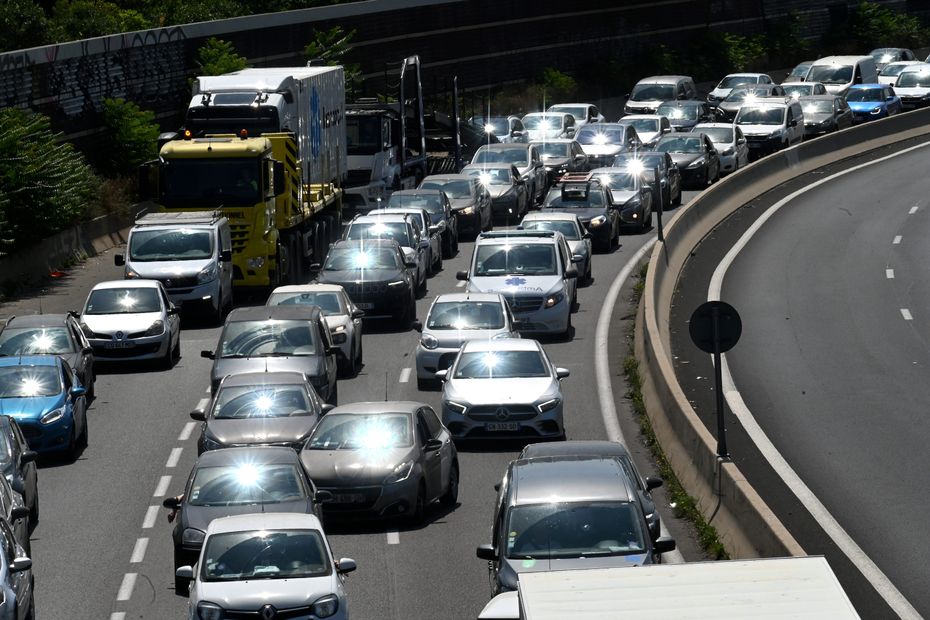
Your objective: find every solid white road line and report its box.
[153,475,171,498]
[709,140,929,619]
[386,530,400,545]
[116,573,137,601]
[398,368,411,383]
[886,269,895,279]
[893,235,903,244]
[909,205,919,215]
[141,505,159,529]
[129,538,148,564]
[901,308,913,321]
[165,447,183,468]
[178,422,196,442]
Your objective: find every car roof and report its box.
[431,292,506,304]
[462,163,514,171]
[693,123,735,130]
[421,174,474,182]
[476,143,529,151]
[476,230,564,245]
[0,356,59,369]
[270,283,346,294]
[520,440,632,460]
[636,75,691,83]
[225,305,322,322]
[195,445,304,468]
[379,208,427,217]
[332,238,399,250]
[91,279,160,290]
[548,103,593,107]
[589,166,636,174]
[528,138,574,144]
[522,211,581,222]
[208,511,323,535]
[460,338,540,353]
[510,457,636,505]
[722,72,766,78]
[326,401,422,415]
[620,114,663,120]
[219,370,310,388]
[811,55,873,64]
[657,100,703,107]
[799,94,840,102]
[392,188,445,196]
[781,81,820,87]
[353,213,409,223]
[848,83,885,89]
[578,122,629,129]
[900,63,930,73]
[4,314,70,328]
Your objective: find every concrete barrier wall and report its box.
[639,107,930,559]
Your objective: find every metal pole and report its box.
[452,76,463,172]
[712,305,728,458]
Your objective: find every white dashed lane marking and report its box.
[387,530,400,545]
[893,235,903,244]
[141,505,159,529]
[116,573,137,601]
[110,613,126,620]
[886,269,895,279]
[398,368,411,383]
[178,422,196,442]
[901,309,913,321]
[456,280,467,288]
[153,475,171,497]
[165,447,183,468]
[129,538,148,564]
[909,205,919,214]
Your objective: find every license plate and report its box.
[104,341,135,349]
[485,422,520,432]
[356,303,375,310]
[334,493,366,503]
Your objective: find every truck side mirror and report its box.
[273,161,286,197]
[114,254,125,267]
[219,250,232,262]
[138,161,159,202]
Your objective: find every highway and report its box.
[2,193,702,619]
[669,137,930,619]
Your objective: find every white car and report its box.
[782,81,828,98]
[266,283,365,376]
[692,122,749,174]
[877,60,923,85]
[415,292,519,389]
[342,212,428,295]
[178,512,356,620]
[80,279,181,367]
[520,112,576,141]
[892,63,930,108]
[620,114,672,149]
[437,338,569,440]
[519,212,592,285]
[706,72,774,105]
[546,103,604,131]
[377,207,442,275]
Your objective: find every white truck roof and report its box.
[134,211,226,226]
[193,66,340,94]
[516,557,859,620]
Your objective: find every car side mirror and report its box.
[404,259,417,268]
[555,367,570,379]
[114,254,125,267]
[10,507,29,522]
[167,305,179,316]
[9,557,32,574]
[309,263,321,273]
[573,154,585,163]
[571,254,583,263]
[70,386,87,398]
[564,266,578,279]
[201,350,215,360]
[424,438,442,451]
[434,369,448,380]
[162,496,181,510]
[455,270,469,281]
[582,232,592,239]
[321,403,335,415]
[737,137,746,145]
[336,558,357,574]
[175,566,194,580]
[653,537,677,554]
[645,476,664,491]
[315,489,334,503]
[189,409,206,421]
[412,319,423,332]
[20,450,37,466]
[350,308,365,320]
[476,544,498,561]
[326,346,339,356]
[219,250,232,262]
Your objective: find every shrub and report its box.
[195,37,248,77]
[49,0,148,42]
[99,98,160,177]
[537,67,577,103]
[0,0,50,53]
[848,1,927,49]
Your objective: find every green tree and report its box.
[0,0,50,54]
[848,1,927,49]
[0,108,98,252]
[99,98,160,177]
[149,0,243,28]
[537,67,577,104]
[195,37,248,77]
[304,26,361,96]
[49,0,148,41]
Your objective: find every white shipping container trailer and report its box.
[190,67,347,188]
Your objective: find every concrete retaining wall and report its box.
[639,107,930,559]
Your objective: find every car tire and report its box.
[327,381,338,407]
[584,261,593,286]
[417,270,427,297]
[409,481,426,525]
[85,374,95,401]
[29,492,38,528]
[174,548,190,595]
[417,376,435,391]
[561,313,573,341]
[78,410,88,449]
[440,462,459,507]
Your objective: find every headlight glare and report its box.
[537,398,561,413]
[589,215,607,227]
[544,292,565,308]
[686,158,705,169]
[387,280,406,287]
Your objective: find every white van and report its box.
[804,55,878,96]
[734,97,804,158]
[115,211,233,322]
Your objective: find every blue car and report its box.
[845,84,903,122]
[0,356,87,459]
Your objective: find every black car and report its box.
[387,189,459,259]
[419,174,492,237]
[540,173,620,252]
[612,151,683,210]
[715,85,786,121]
[314,239,418,328]
[655,100,716,132]
[0,313,95,399]
[0,475,30,556]
[531,139,589,184]
[201,306,339,404]
[654,133,721,189]
[0,417,37,530]
[163,446,329,592]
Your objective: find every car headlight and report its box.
[544,292,565,308]
[246,257,265,269]
[492,332,512,340]
[588,215,607,227]
[183,528,205,547]
[384,460,414,484]
[125,268,140,279]
[720,147,734,156]
[445,401,467,414]
[537,398,562,413]
[311,594,340,619]
[197,264,218,283]
[462,206,475,215]
[420,334,439,350]
[40,406,65,425]
[196,601,223,620]
[871,106,883,114]
[144,320,165,337]
[387,280,406,287]
[686,157,706,169]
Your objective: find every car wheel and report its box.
[440,462,459,507]
[409,481,426,524]
[562,313,573,340]
[416,376,435,391]
[416,270,427,297]
[174,548,190,594]
[327,381,338,407]
[66,424,79,462]
[355,338,363,370]
[584,260,593,286]
[78,409,89,449]
[29,491,38,528]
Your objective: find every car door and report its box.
[314,320,338,398]
[734,126,749,166]
[0,517,30,617]
[159,284,180,342]
[9,421,36,516]
[60,359,85,439]
[885,86,902,113]
[416,411,443,500]
[421,407,453,497]
[67,317,91,388]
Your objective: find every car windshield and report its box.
[454,350,548,379]
[534,143,571,158]
[656,136,703,153]
[427,301,505,330]
[505,501,646,559]
[802,100,835,114]
[626,119,658,134]
[735,106,785,125]
[213,385,314,419]
[630,84,674,101]
[323,247,398,271]
[521,220,579,240]
[474,243,557,276]
[345,222,411,246]
[267,291,344,316]
[464,168,512,186]
[614,154,664,173]
[0,327,74,355]
[789,63,811,79]
[596,172,637,191]
[84,288,161,315]
[188,463,307,507]
[388,193,443,213]
[894,71,930,87]
[544,186,607,208]
[522,115,563,131]
[219,320,318,358]
[420,180,472,200]
[724,88,767,103]
[657,104,698,121]
[784,84,813,97]
[846,88,884,102]
[306,413,412,449]
[718,76,756,89]
[697,127,733,143]
[548,105,587,120]
[880,64,911,77]
[128,229,213,262]
[201,529,329,582]
[575,127,624,145]
[807,64,853,85]
[473,149,529,166]
[0,366,60,398]
[346,115,382,156]
[871,49,898,63]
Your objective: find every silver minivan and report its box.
[624,75,698,115]
[116,211,233,322]
[804,55,879,96]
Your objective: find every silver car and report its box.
[692,123,749,174]
[461,163,530,224]
[342,212,428,296]
[267,283,365,377]
[471,143,548,206]
[80,279,181,367]
[437,338,568,440]
[301,401,458,522]
[519,212,592,285]
[0,517,31,620]
[414,293,519,389]
[377,207,443,276]
[178,512,356,620]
